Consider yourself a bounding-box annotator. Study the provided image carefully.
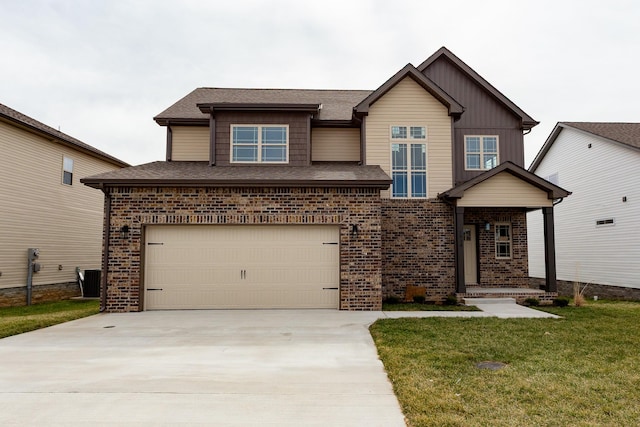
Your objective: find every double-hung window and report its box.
[390,125,427,198]
[495,223,512,259]
[231,125,288,163]
[62,156,73,185]
[465,136,498,170]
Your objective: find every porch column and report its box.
[543,206,557,292]
[454,206,466,293]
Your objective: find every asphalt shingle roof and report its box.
[563,122,640,150]
[0,103,129,167]
[154,88,373,122]
[81,161,391,188]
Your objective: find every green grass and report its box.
[0,299,100,339]
[383,302,480,311]
[370,300,640,426]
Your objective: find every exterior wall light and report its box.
[484,222,491,231]
[120,225,130,239]
[351,224,359,238]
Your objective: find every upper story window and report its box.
[465,136,498,170]
[62,156,73,185]
[390,126,427,198]
[231,125,288,163]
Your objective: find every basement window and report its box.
[62,156,74,185]
[595,218,615,227]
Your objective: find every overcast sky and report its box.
[1,0,638,167]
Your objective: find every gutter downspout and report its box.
[100,187,111,312]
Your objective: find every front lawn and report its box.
[0,300,100,339]
[370,300,640,426]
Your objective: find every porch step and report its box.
[463,297,516,305]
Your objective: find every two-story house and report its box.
[82,47,569,312]
[0,103,128,307]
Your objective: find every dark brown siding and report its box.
[214,111,310,166]
[422,57,525,185]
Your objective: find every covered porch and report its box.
[438,162,571,298]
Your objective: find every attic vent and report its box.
[596,218,615,227]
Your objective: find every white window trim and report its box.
[494,222,512,259]
[464,135,499,171]
[230,124,289,164]
[389,125,427,199]
[62,156,73,185]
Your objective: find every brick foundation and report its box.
[105,187,382,312]
[0,282,80,308]
[530,277,640,301]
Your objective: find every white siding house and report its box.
[528,122,640,294]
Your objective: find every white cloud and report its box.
[1,0,639,166]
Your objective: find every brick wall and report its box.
[382,201,529,302]
[105,187,382,312]
[0,282,80,307]
[464,208,529,287]
[381,199,456,301]
[530,277,640,301]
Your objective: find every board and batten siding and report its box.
[170,126,210,161]
[458,172,552,208]
[528,128,640,288]
[0,121,121,290]
[364,77,452,198]
[311,128,360,161]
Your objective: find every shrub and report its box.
[413,295,426,304]
[444,295,459,306]
[524,298,540,307]
[553,297,570,307]
[384,296,400,304]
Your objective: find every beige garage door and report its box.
[143,225,340,310]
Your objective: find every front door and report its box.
[463,225,478,285]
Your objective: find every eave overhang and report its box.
[353,64,464,120]
[197,103,321,115]
[438,161,571,202]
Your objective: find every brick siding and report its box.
[0,282,80,307]
[105,187,382,312]
[530,277,640,301]
[382,201,529,302]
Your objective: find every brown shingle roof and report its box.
[81,161,391,189]
[562,122,640,150]
[154,88,372,123]
[0,103,129,167]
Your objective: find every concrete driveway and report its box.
[0,310,405,426]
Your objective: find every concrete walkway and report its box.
[0,303,557,426]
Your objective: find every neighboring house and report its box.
[82,47,569,312]
[0,103,129,307]
[528,122,640,299]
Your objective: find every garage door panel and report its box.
[144,225,340,310]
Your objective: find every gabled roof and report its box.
[81,161,391,189]
[353,64,464,118]
[530,122,640,172]
[418,47,538,130]
[439,161,570,201]
[0,103,129,167]
[154,88,372,125]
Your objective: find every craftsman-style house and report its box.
[82,47,569,312]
